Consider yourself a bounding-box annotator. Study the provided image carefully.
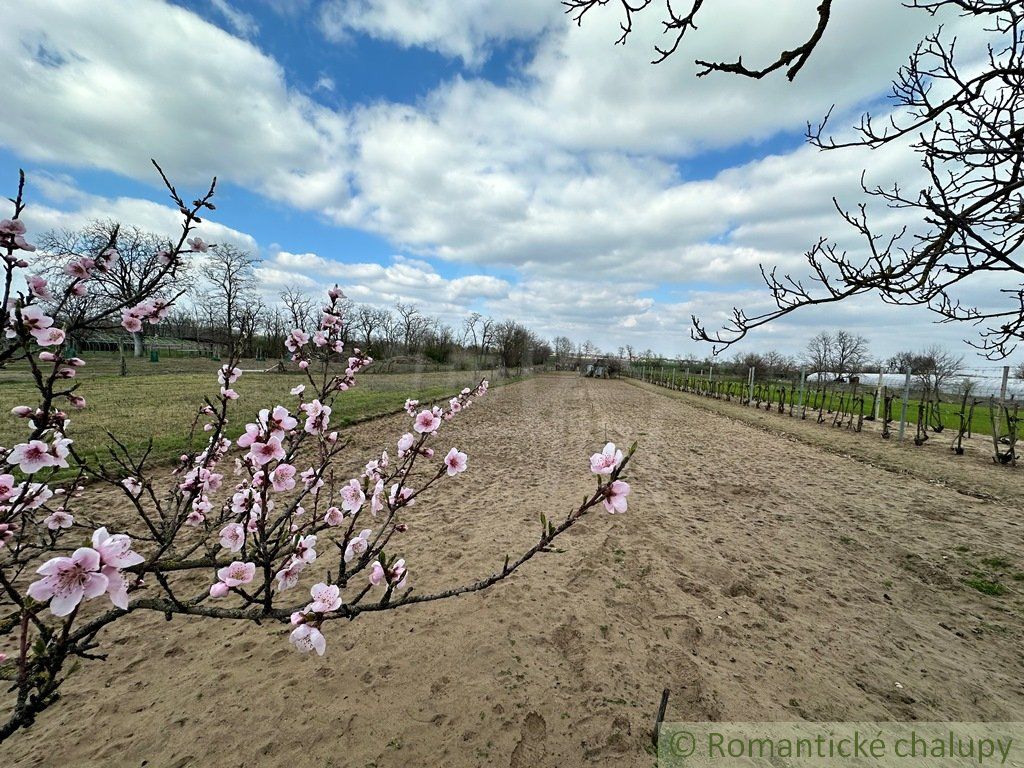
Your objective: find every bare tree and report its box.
[888,344,964,391]
[682,3,1024,359]
[804,331,832,375]
[830,330,871,379]
[279,285,316,332]
[195,244,261,357]
[353,304,388,354]
[36,221,192,356]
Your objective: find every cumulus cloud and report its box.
[0,0,349,210]
[318,0,559,67]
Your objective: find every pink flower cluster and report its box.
[120,298,172,333]
[27,528,144,615]
[589,442,630,514]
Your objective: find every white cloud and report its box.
[318,0,559,67]
[0,0,349,210]
[209,0,259,38]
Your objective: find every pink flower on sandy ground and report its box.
[413,410,441,434]
[602,480,630,514]
[306,582,342,613]
[219,523,245,552]
[590,442,623,476]
[444,448,467,476]
[0,474,15,501]
[370,480,385,516]
[339,479,364,513]
[122,477,143,496]
[27,547,108,616]
[248,436,285,466]
[44,510,73,530]
[397,432,415,456]
[370,558,408,589]
[289,624,326,656]
[323,506,345,526]
[216,561,256,587]
[344,529,372,563]
[270,463,296,492]
[274,557,305,591]
[92,527,145,569]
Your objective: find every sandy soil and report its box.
[7,374,1024,767]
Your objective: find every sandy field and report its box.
[6,374,1024,767]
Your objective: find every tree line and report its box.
[34,219,552,370]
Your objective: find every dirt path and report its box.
[8,374,1024,767]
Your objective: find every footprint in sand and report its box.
[509,711,547,767]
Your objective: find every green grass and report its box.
[1,361,513,472]
[964,576,1008,597]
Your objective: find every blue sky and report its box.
[0,0,1017,365]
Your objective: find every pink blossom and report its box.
[344,529,372,563]
[340,479,365,513]
[306,582,342,613]
[220,387,239,400]
[122,477,143,496]
[44,510,74,530]
[8,440,56,474]
[370,480,385,516]
[92,527,145,569]
[217,561,256,587]
[120,313,143,333]
[389,483,415,508]
[397,432,415,456]
[589,442,623,476]
[237,423,260,448]
[187,236,209,252]
[290,384,305,395]
[217,365,241,386]
[31,327,66,347]
[602,480,630,514]
[444,448,468,476]
[27,275,51,299]
[209,582,229,598]
[413,409,441,434]
[219,522,245,552]
[248,436,285,466]
[275,557,305,591]
[270,463,296,492]
[289,624,326,656]
[0,474,16,501]
[323,506,345,526]
[370,558,408,589]
[27,547,108,617]
[295,534,317,563]
[102,566,132,609]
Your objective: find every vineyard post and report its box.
[996,365,1010,437]
[797,368,806,416]
[874,369,884,420]
[898,369,913,441]
[747,366,755,405]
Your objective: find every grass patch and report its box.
[964,576,1008,597]
[1,365,520,474]
[980,556,1014,570]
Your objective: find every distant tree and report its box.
[195,244,261,357]
[888,345,964,393]
[279,285,316,332]
[554,335,575,368]
[830,330,871,379]
[804,332,832,375]
[1016,361,1024,380]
